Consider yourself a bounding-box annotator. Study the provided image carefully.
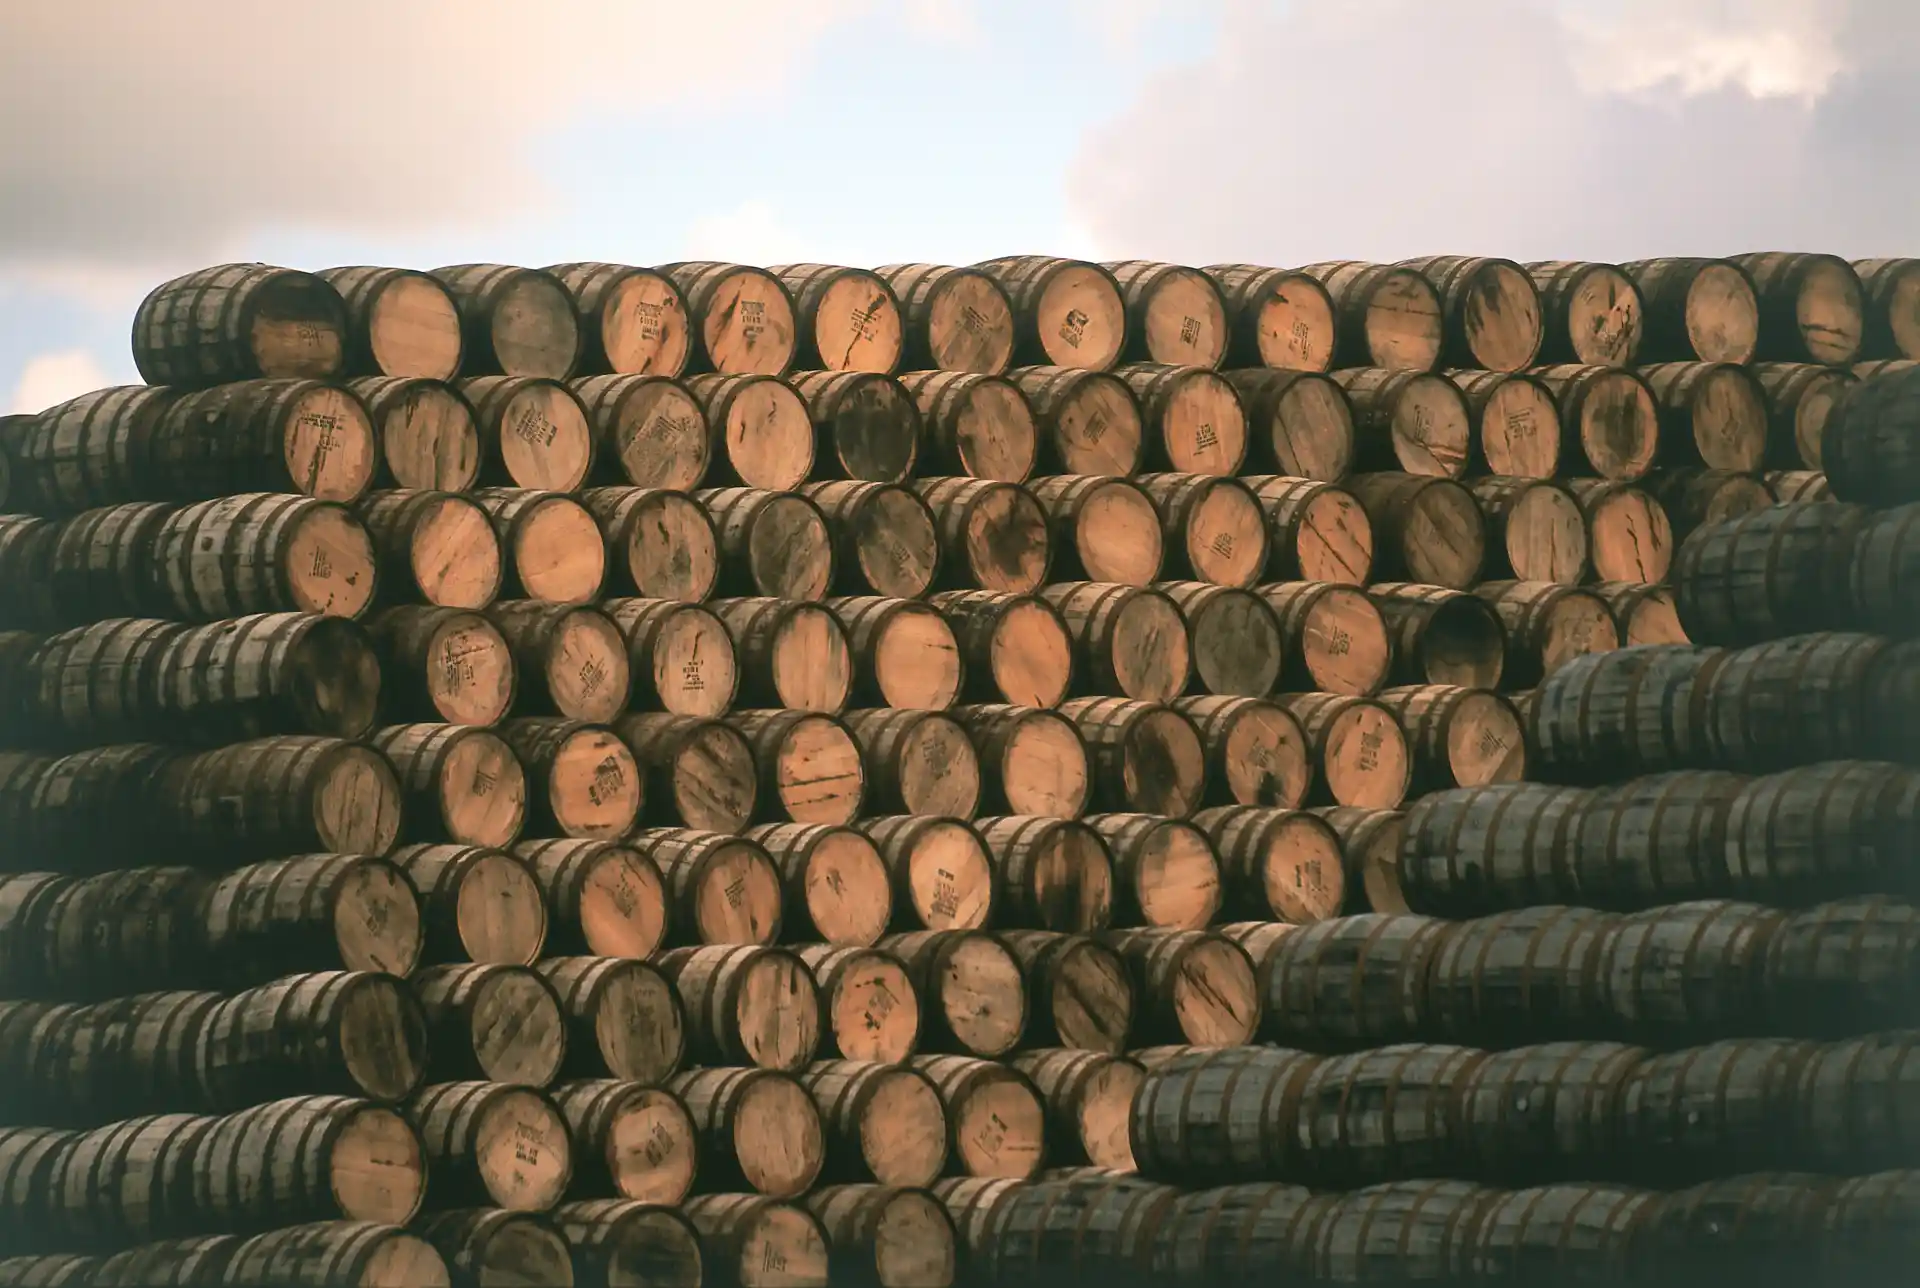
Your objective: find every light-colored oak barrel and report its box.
[1306,1177,1494,1280]
[949,705,1089,820]
[1043,584,1191,704]
[788,372,918,481]
[1526,261,1645,366]
[842,709,981,820]
[198,971,428,1110]
[747,824,892,948]
[486,602,630,722]
[1224,370,1354,481]
[1445,369,1563,479]
[470,488,605,605]
[1173,695,1312,811]
[914,477,1049,595]
[537,958,684,1085]
[1597,900,1785,1042]
[805,1184,957,1288]
[1224,913,1448,1049]
[551,1200,704,1288]
[412,962,567,1086]
[669,1067,825,1199]
[579,487,718,605]
[1344,474,1484,589]
[1083,812,1221,931]
[1526,645,1727,784]
[996,929,1134,1054]
[407,1080,572,1212]
[928,591,1073,709]
[1008,1050,1142,1172]
[658,946,821,1074]
[1135,473,1268,588]
[1400,255,1544,373]
[1191,805,1346,924]
[517,839,669,961]
[500,718,642,840]
[1275,692,1413,810]
[1115,362,1247,475]
[1622,258,1760,364]
[219,1221,452,1288]
[1005,367,1143,475]
[684,376,814,491]
[133,264,346,387]
[895,372,1035,481]
[601,599,737,716]
[1297,261,1444,371]
[1468,476,1588,584]
[1255,581,1393,697]
[971,815,1115,933]
[1564,479,1673,584]
[1589,581,1687,647]
[973,257,1125,371]
[822,597,962,712]
[1766,469,1833,503]
[1474,581,1621,688]
[875,928,1023,1057]
[1527,364,1662,481]
[696,487,833,601]
[1640,361,1769,472]
[344,377,480,492]
[768,265,904,375]
[1124,1046,1324,1185]
[1026,475,1163,587]
[1153,581,1283,697]
[875,265,1016,375]
[551,1082,697,1204]
[683,1194,830,1288]
[11,387,168,517]
[1328,368,1471,478]
[1854,258,1920,360]
[365,607,515,727]
[1203,264,1339,372]
[202,853,424,986]
[1101,927,1260,1047]
[1754,362,1853,471]
[789,945,918,1065]
[432,264,582,379]
[154,735,402,863]
[319,267,465,381]
[1056,696,1204,818]
[570,374,709,492]
[801,481,939,600]
[1104,261,1228,369]
[1374,685,1525,793]
[1366,583,1507,690]
[1427,905,1618,1047]
[1241,476,1372,586]
[707,598,851,714]
[1733,252,1865,366]
[1672,502,1867,646]
[392,844,548,966]
[1309,806,1410,915]
[801,1061,950,1188]
[417,1210,574,1288]
[148,611,380,745]
[27,866,207,999]
[614,714,758,834]
[629,828,783,948]
[1647,468,1774,545]
[460,376,595,490]
[152,492,378,622]
[547,263,691,378]
[658,262,797,376]
[725,710,865,826]
[42,500,170,625]
[355,489,500,609]
[910,1054,1047,1179]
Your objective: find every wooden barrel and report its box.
[148,611,383,745]
[1027,475,1164,586]
[1527,645,1726,783]
[706,598,850,714]
[974,257,1125,371]
[1230,913,1447,1049]
[792,945,919,1062]
[1856,358,1919,379]
[1136,473,1268,591]
[1400,256,1543,372]
[1125,1046,1324,1186]
[155,735,402,863]
[971,816,1115,933]
[578,487,718,605]
[1702,632,1883,772]
[895,372,1035,481]
[0,1126,75,1252]
[1274,693,1412,810]
[874,265,1016,375]
[1154,582,1282,697]
[1637,1172,1837,1288]
[725,710,865,826]
[345,378,479,493]
[767,265,903,375]
[1819,1169,1920,1285]
[40,501,167,625]
[1402,784,1586,916]
[910,1054,1047,1179]
[1102,262,1229,369]
[996,930,1133,1054]
[1173,695,1312,811]
[600,600,736,717]
[133,264,347,387]
[913,477,1049,595]
[1733,252,1866,366]
[546,263,691,378]
[516,839,668,961]
[220,1221,452,1288]
[1223,370,1353,481]
[1854,257,1920,361]
[17,865,198,1000]
[658,262,797,376]
[800,1061,950,1188]
[1849,502,1920,637]
[1527,364,1661,482]
[1599,900,1785,1042]
[551,1200,703,1288]
[1474,581,1620,687]
[199,971,427,1109]
[859,818,994,933]
[1726,761,1920,905]
[1824,362,1920,506]
[1150,1182,1334,1281]
[1345,475,1485,589]
[8,618,167,748]
[1673,502,1866,645]
[1640,362,1769,472]
[928,591,1073,709]
[1795,1031,1920,1177]
[799,481,939,600]
[1115,363,1247,475]
[1006,367,1143,476]
[1083,813,1221,931]
[1563,479,1673,585]
[794,372,922,490]
[1296,262,1445,371]
[1468,477,1588,584]
[391,844,549,966]
[1755,362,1854,471]
[486,603,630,722]
[668,1068,825,1198]
[1767,469,1833,503]
[319,266,465,380]
[805,1185,957,1288]
[460,376,595,491]
[1376,685,1525,792]
[878,929,1024,1058]
[1043,585,1191,704]
[1203,264,1339,373]
[1622,257,1760,364]
[418,1210,574,1287]
[1056,697,1204,817]
[1527,261,1646,366]
[11,387,165,517]
[500,718,642,840]
[628,829,783,948]
[407,1080,572,1211]
[1309,1178,1495,1282]
[1102,928,1261,1048]
[1192,805,1347,923]
[1006,1050,1142,1172]
[1765,898,1920,1038]
[568,374,710,495]
[1467,1182,1653,1281]
[355,489,500,609]
[202,853,424,985]
[1256,581,1392,696]
[671,378,811,493]
[747,824,892,947]
[1308,806,1409,915]
[1296,1045,1488,1187]
[658,946,821,1073]
[470,488,606,605]
[365,607,515,727]
[1619,1037,1818,1182]
[538,958,684,1085]
[86,1235,247,1287]
[0,516,55,631]
[1241,476,1371,585]
[681,1196,829,1288]
[412,962,567,1086]
[153,493,378,622]
[1590,581,1687,646]
[824,597,963,712]
[697,487,832,602]
[949,705,1089,820]
[1427,905,1617,1046]
[841,710,980,821]
[1448,370,1563,479]
[1330,368,1472,477]
[432,264,582,378]
[613,714,756,833]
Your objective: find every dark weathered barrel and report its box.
[1400,255,1543,372]
[974,257,1126,371]
[1174,695,1311,811]
[152,492,378,622]
[1297,1046,1489,1189]
[658,261,797,375]
[1102,927,1260,1048]
[539,958,684,1086]
[199,971,428,1110]
[1526,645,1726,784]
[698,486,833,601]
[1366,584,1503,691]
[1528,364,1661,481]
[417,1210,574,1288]
[805,1184,957,1288]
[1817,1168,1920,1285]
[1228,913,1447,1050]
[461,375,595,491]
[319,266,465,381]
[1310,1180,1498,1285]
[1467,1182,1653,1283]
[749,825,893,948]
[1855,257,1920,360]
[1622,257,1760,364]
[895,371,1035,480]
[516,839,668,962]
[220,1222,452,1288]
[408,1080,573,1211]
[1116,362,1247,475]
[551,1200,703,1288]
[1474,581,1620,688]
[392,844,549,966]
[788,373,919,483]
[971,816,1114,933]
[1700,631,1883,772]
[682,1193,830,1288]
[1824,362,1920,505]
[684,376,814,490]
[154,734,402,863]
[1598,900,1786,1042]
[1672,502,1867,645]
[1126,1046,1325,1187]
[1330,367,1471,477]
[202,853,424,985]
[1006,367,1143,476]
[569,374,709,494]
[1056,697,1205,818]
[433,264,582,378]
[1154,582,1283,697]
[1149,1181,1332,1282]
[1848,502,1920,638]
[1755,362,1854,472]
[26,866,208,999]
[1635,1172,1837,1288]
[1527,261,1645,366]
[1620,1037,1818,1183]
[1346,475,1485,589]
[1428,905,1618,1046]
[1764,898,1920,1040]
[1311,806,1410,915]
[1204,263,1339,372]
[134,264,347,387]
[914,477,1047,596]
[629,828,784,948]
[1398,782,1592,916]
[658,946,821,1073]
[1725,761,1920,905]
[1573,771,1746,910]
[875,264,1016,375]
[547,262,691,378]
[1027,475,1164,587]
[1296,261,1444,371]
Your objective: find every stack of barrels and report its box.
[0,249,1910,1288]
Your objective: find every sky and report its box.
[1,0,1913,413]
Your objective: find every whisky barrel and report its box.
[0,516,55,630]
[0,1126,74,1251]
[824,597,963,712]
[469,488,605,605]
[1274,692,1412,810]
[767,265,903,375]
[1057,697,1204,817]
[875,265,1016,375]
[537,958,684,1085]
[1449,370,1563,479]
[1527,261,1646,366]
[8,617,176,748]
[1232,913,1448,1049]
[551,1200,703,1288]
[791,945,919,1062]
[1765,898,1920,1037]
[1755,362,1854,470]
[1006,367,1143,476]
[971,816,1114,933]
[6,989,222,1126]
[683,1195,829,1288]
[805,1185,957,1288]
[11,747,171,877]
[152,493,378,621]
[1672,502,1867,645]
[1397,783,1589,915]
[784,376,916,488]
[1330,368,1472,477]
[747,825,892,947]
[629,829,783,948]
[1850,502,1920,637]
[974,257,1125,371]
[391,844,548,966]
[1732,252,1866,365]
[407,1080,572,1211]
[949,705,1087,820]
[515,839,668,961]
[133,264,347,387]
[658,946,821,1073]
[1345,475,1485,589]
[1619,1037,1817,1181]
[1224,370,1353,480]
[1428,905,1617,1046]
[1309,806,1410,914]
[1726,761,1920,904]
[895,372,1035,480]
[1154,582,1283,697]
[1401,255,1544,372]
[915,477,1049,595]
[801,1061,950,1188]
[1599,900,1785,1041]
[1528,364,1662,481]
[1308,1179,1495,1282]
[546,263,691,378]
[697,484,833,603]
[500,718,642,840]
[910,1054,1047,1180]
[707,598,851,714]
[569,375,709,494]
[1819,1169,1920,1285]
[613,714,757,833]
[1126,1047,1325,1186]
[27,866,207,999]
[1007,1050,1142,1173]
[875,929,1023,1058]
[201,853,423,985]
[151,611,382,745]
[319,267,465,381]
[1467,1182,1652,1281]
[552,1082,697,1203]
[860,819,994,933]
[929,592,1073,709]
[1824,362,1920,505]
[1296,1046,1487,1187]
[1149,1182,1333,1281]
[1591,581,1688,645]
[1129,475,1270,593]
[1856,358,1919,379]
[1576,770,1745,908]
[1795,1031,1920,1176]
[1468,477,1588,583]
[1767,469,1832,503]
[486,603,630,722]
[1241,476,1372,585]
[1103,928,1261,1048]
[1474,581,1620,687]
[1103,262,1229,369]
[42,500,170,624]
[1173,695,1311,811]
[1701,632,1883,772]
[681,376,815,490]
[600,600,735,716]
[1044,586,1191,704]
[1636,1172,1837,1288]
[412,963,567,1086]
[1026,475,1164,586]
[432,264,582,379]
[658,262,797,376]
[1622,258,1760,364]
[1527,645,1725,783]
[842,710,980,820]
[154,735,402,863]
[199,972,427,1109]
[1255,581,1393,696]
[579,488,718,604]
[460,376,595,490]
[417,1211,574,1287]
[13,387,168,517]
[996,930,1133,1053]
[1203,264,1339,372]
[86,1235,246,1287]
[1376,685,1526,792]
[1115,363,1247,475]
[668,1067,825,1197]
[1193,805,1346,923]
[220,1221,451,1288]
[726,710,865,826]
[799,481,939,600]
[345,378,479,492]
[365,607,514,727]
[1640,362,1769,472]
[1855,258,1920,361]
[1084,813,1221,931]
[355,490,500,609]
[1296,262,1445,371]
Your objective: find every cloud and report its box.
[679,200,819,266]
[1066,0,1920,264]
[10,350,113,414]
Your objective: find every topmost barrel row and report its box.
[127,255,1919,390]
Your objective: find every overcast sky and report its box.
[2,0,1910,411]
